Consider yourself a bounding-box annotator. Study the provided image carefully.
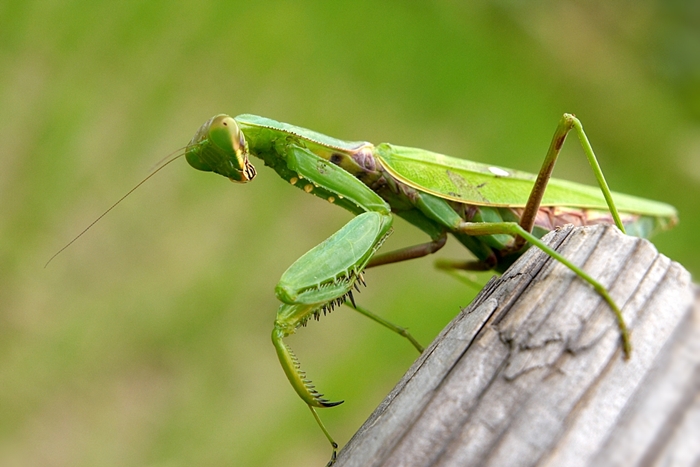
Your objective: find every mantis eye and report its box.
[209,115,241,152]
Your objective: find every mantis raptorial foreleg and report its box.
[272,211,392,465]
[269,145,418,465]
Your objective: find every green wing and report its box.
[376,143,677,218]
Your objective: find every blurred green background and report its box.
[1,1,698,466]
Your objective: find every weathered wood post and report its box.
[336,224,698,467]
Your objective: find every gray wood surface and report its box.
[335,224,698,467]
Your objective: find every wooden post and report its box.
[335,224,698,467]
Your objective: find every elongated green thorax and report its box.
[185,114,257,182]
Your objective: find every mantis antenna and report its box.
[44,148,187,268]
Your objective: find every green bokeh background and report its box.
[1,1,698,466]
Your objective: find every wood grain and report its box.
[335,224,698,467]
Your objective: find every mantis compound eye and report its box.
[209,115,242,155]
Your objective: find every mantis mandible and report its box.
[52,113,677,466]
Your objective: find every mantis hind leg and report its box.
[456,221,631,358]
[514,113,625,250]
[433,257,497,288]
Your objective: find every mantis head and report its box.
[45,114,257,267]
[186,114,257,183]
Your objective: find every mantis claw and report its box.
[272,328,344,408]
[348,290,357,308]
[325,449,337,467]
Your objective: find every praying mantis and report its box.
[183,113,676,465]
[51,113,677,466]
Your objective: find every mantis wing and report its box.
[376,143,677,220]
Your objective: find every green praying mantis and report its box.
[184,113,677,464]
[51,112,677,466]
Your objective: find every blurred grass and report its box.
[1,1,698,466]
